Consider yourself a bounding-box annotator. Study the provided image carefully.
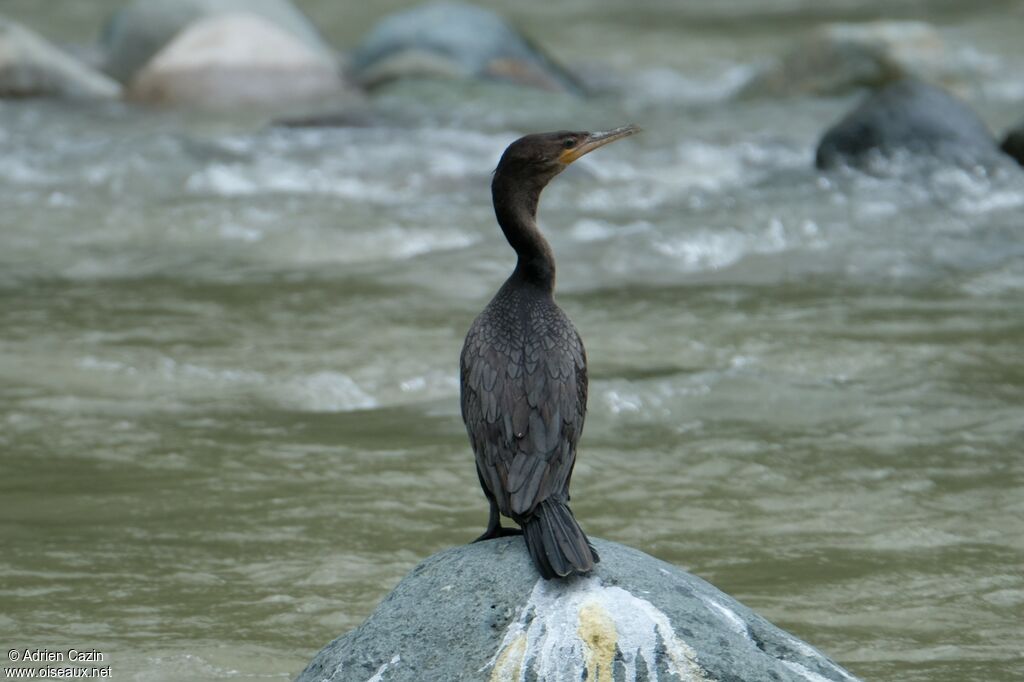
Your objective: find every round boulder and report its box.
[128,13,350,109]
[296,537,860,682]
[0,17,120,99]
[815,78,1001,169]
[743,21,947,97]
[350,1,583,94]
[1001,119,1024,166]
[101,0,334,84]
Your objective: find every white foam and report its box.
[651,230,745,271]
[627,64,755,105]
[282,371,377,412]
[185,161,403,204]
[604,389,644,415]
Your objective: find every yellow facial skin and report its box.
[559,125,640,165]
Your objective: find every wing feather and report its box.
[461,293,588,520]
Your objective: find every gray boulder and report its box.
[350,2,583,94]
[101,0,335,83]
[743,21,948,97]
[0,17,120,99]
[127,13,352,110]
[815,78,1001,169]
[296,537,859,682]
[1001,119,1024,166]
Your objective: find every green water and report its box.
[1,2,1023,681]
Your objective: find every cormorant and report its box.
[460,125,639,579]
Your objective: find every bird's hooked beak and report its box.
[559,124,640,165]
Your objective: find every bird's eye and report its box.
[562,138,576,149]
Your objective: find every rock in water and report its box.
[128,13,348,109]
[743,21,946,97]
[101,0,334,83]
[0,17,120,99]
[1001,119,1024,166]
[296,538,859,682]
[350,1,583,94]
[815,78,1000,170]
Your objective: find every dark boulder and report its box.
[296,537,860,682]
[815,78,1001,169]
[350,2,583,94]
[1001,120,1024,166]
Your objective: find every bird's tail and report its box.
[522,498,599,579]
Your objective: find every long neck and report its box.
[491,172,555,292]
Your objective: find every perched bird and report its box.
[460,125,639,579]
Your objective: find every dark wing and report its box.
[460,304,587,520]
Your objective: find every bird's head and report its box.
[495,125,640,187]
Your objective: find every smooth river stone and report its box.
[295,537,860,682]
[350,1,583,94]
[1001,119,1024,166]
[101,0,335,84]
[0,17,120,99]
[128,13,349,110]
[742,21,948,97]
[815,77,1002,170]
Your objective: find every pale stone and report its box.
[0,17,120,99]
[102,0,334,83]
[744,21,949,97]
[128,13,345,109]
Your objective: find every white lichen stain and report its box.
[486,577,713,682]
[700,596,750,639]
[489,633,526,682]
[365,654,400,682]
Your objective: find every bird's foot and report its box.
[473,526,523,542]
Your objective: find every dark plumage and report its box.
[460,126,638,579]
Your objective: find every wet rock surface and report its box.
[1001,119,1024,166]
[350,1,583,94]
[743,21,947,97]
[815,78,1001,169]
[101,0,333,83]
[127,13,351,109]
[296,538,858,682]
[0,17,120,99]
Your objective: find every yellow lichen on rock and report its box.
[489,632,526,682]
[578,600,618,682]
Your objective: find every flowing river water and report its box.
[1,1,1022,680]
